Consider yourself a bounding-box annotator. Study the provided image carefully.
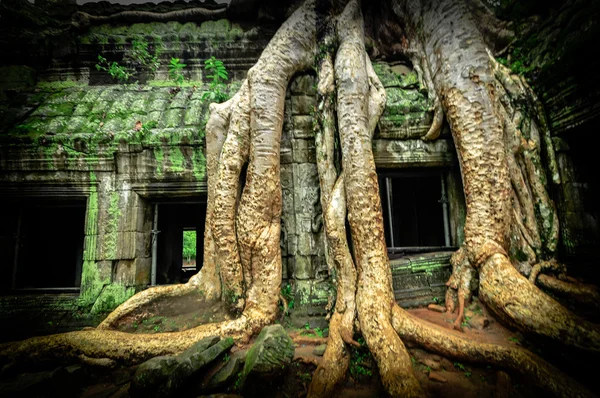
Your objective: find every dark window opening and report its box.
[378,170,450,254]
[154,199,206,285]
[0,200,85,291]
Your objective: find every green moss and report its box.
[192,147,206,181]
[36,81,82,90]
[79,260,109,308]
[154,146,164,176]
[90,284,135,314]
[147,79,203,88]
[102,191,121,260]
[168,146,185,172]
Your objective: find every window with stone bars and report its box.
[377,169,452,258]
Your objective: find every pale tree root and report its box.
[308,42,358,397]
[478,253,600,353]
[391,305,594,398]
[445,247,476,331]
[98,283,202,330]
[529,259,565,283]
[332,1,422,397]
[536,275,600,310]
[0,315,258,369]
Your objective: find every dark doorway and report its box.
[0,200,85,291]
[154,199,206,285]
[378,170,447,249]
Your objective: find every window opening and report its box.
[152,198,206,285]
[378,170,452,257]
[0,200,85,291]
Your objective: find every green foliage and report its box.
[95,39,161,83]
[125,38,161,73]
[350,336,373,379]
[96,55,131,82]
[297,371,312,383]
[453,362,466,371]
[454,361,472,378]
[223,353,230,363]
[168,58,187,86]
[202,56,229,103]
[461,315,471,328]
[279,283,294,314]
[182,230,197,262]
[508,336,520,343]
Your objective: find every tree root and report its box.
[98,283,200,330]
[479,253,600,353]
[536,275,600,310]
[334,2,422,396]
[529,259,565,283]
[391,305,594,398]
[1,316,255,367]
[71,6,227,30]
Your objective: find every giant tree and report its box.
[1,0,598,397]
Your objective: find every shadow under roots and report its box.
[114,290,232,334]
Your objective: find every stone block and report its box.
[135,231,153,258]
[297,232,314,256]
[294,187,320,215]
[134,257,152,285]
[291,95,316,116]
[97,260,113,283]
[280,139,293,164]
[296,214,314,233]
[242,325,294,378]
[160,108,183,128]
[184,100,205,126]
[292,115,315,139]
[290,74,317,96]
[280,164,294,190]
[294,255,312,280]
[287,235,298,256]
[557,154,576,183]
[293,163,318,188]
[114,259,135,285]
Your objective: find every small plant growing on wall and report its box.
[95,39,161,83]
[125,38,161,74]
[202,56,229,103]
[168,57,187,86]
[96,55,131,82]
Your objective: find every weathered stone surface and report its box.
[0,366,86,397]
[291,95,316,116]
[312,344,327,356]
[242,325,294,379]
[130,355,180,397]
[290,74,317,96]
[130,336,229,397]
[203,352,246,390]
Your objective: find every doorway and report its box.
[152,198,206,285]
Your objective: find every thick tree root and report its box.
[98,283,200,330]
[72,6,227,30]
[334,2,422,396]
[1,315,258,367]
[391,305,594,398]
[536,275,600,310]
[479,253,600,352]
